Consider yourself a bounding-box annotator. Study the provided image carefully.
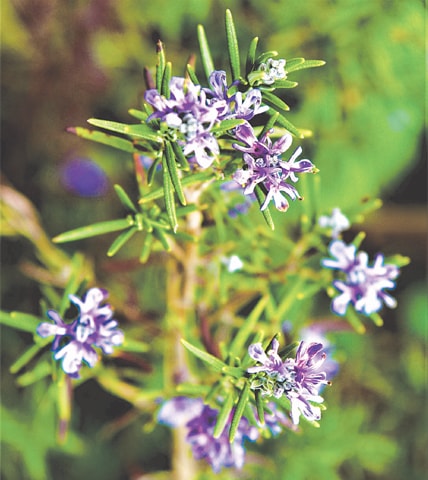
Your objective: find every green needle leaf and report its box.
[16,361,52,387]
[156,40,166,92]
[165,142,186,205]
[139,232,154,263]
[211,118,245,135]
[262,90,291,113]
[285,57,305,71]
[229,295,269,358]
[53,218,133,243]
[114,184,138,213]
[162,154,178,232]
[255,390,265,425]
[186,64,200,85]
[275,114,303,137]
[287,59,326,73]
[229,381,250,442]
[246,36,259,75]
[153,227,171,251]
[254,185,275,230]
[181,339,227,372]
[197,24,215,80]
[171,141,190,171]
[66,127,137,153]
[161,62,172,98]
[87,119,163,143]
[225,9,241,80]
[345,308,366,334]
[260,111,280,138]
[139,171,214,204]
[271,79,299,88]
[0,310,42,333]
[107,227,138,257]
[10,341,50,374]
[213,392,235,438]
[128,108,148,121]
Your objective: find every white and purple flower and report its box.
[247,339,329,425]
[231,123,317,211]
[259,58,287,85]
[322,240,400,316]
[158,397,258,473]
[145,76,221,168]
[37,288,124,378]
[204,70,268,121]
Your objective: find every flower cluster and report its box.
[322,240,400,316]
[247,339,329,425]
[144,67,316,213]
[144,71,267,169]
[158,397,258,472]
[232,123,317,211]
[37,288,124,378]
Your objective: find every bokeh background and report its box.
[1,1,426,479]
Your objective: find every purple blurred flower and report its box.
[204,70,268,121]
[322,240,400,316]
[247,340,329,425]
[37,288,124,378]
[231,123,317,211]
[220,180,255,217]
[318,208,350,239]
[158,397,258,472]
[60,158,108,197]
[262,402,297,436]
[145,76,220,168]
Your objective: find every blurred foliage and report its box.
[1,0,426,479]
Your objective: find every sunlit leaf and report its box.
[156,40,165,92]
[229,381,250,442]
[165,142,186,205]
[254,185,275,230]
[262,90,291,113]
[107,227,138,257]
[162,154,178,232]
[246,36,259,75]
[287,59,326,73]
[114,184,138,213]
[53,218,133,243]
[197,24,215,80]
[87,119,163,143]
[66,127,136,153]
[0,310,42,333]
[181,339,227,372]
[213,391,235,438]
[161,62,172,98]
[225,9,241,80]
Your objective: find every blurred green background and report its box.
[1,0,426,479]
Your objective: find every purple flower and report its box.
[157,397,258,473]
[247,338,292,385]
[247,340,329,425]
[205,70,268,121]
[231,123,317,211]
[322,240,400,316]
[145,76,220,168]
[37,288,124,378]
